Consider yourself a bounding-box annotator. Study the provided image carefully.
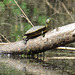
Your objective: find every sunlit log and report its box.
[0,23,75,54]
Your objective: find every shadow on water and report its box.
[0,53,75,75]
[27,57,75,75]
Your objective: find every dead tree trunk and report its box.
[0,23,75,54]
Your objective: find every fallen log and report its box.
[0,23,75,54]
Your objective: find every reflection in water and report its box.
[0,53,75,75]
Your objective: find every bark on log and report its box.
[0,23,75,54]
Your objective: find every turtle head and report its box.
[23,36,27,40]
[46,18,52,27]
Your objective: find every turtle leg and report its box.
[37,53,38,59]
[41,31,45,37]
[23,36,28,44]
[25,38,29,44]
[43,52,45,61]
[24,38,28,44]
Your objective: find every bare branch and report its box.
[0,43,75,51]
[0,33,10,43]
[0,43,9,45]
[0,23,75,54]
[0,23,12,26]
[14,0,34,27]
[56,46,75,50]
[45,57,75,60]
[45,0,59,14]
[58,0,75,22]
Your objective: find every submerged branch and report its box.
[56,47,75,50]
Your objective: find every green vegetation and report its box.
[0,0,50,41]
[38,16,48,25]
[0,0,74,41]
[0,62,23,75]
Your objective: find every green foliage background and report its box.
[0,0,75,42]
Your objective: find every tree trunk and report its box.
[0,23,75,54]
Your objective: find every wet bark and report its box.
[0,23,75,54]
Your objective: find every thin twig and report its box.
[45,57,75,60]
[0,39,2,42]
[14,0,34,27]
[0,43,9,45]
[58,0,74,22]
[56,46,75,51]
[0,23,12,26]
[0,33,10,43]
[45,0,59,14]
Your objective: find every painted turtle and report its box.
[23,18,52,44]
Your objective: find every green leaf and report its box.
[0,2,5,11]
[33,8,38,15]
[24,23,32,32]
[21,2,30,15]
[21,2,27,9]
[4,0,15,4]
[13,8,21,15]
[38,16,48,25]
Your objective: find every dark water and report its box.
[0,53,75,75]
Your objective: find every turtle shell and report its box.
[25,26,46,35]
[24,26,47,38]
